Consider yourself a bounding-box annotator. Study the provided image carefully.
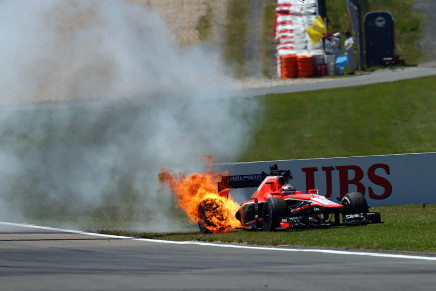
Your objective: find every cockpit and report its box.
[281,184,296,195]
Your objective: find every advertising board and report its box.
[217,153,435,207]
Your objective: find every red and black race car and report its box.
[198,165,381,233]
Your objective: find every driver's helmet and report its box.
[282,184,296,192]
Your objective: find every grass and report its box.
[101,203,436,253]
[239,75,436,162]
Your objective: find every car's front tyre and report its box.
[262,198,288,231]
[341,192,369,214]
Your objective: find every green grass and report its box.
[239,76,436,162]
[101,203,436,253]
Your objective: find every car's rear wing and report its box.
[218,174,265,193]
[217,164,292,193]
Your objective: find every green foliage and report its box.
[239,76,436,161]
[324,0,349,35]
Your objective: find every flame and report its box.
[158,166,241,233]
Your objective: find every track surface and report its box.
[239,64,436,97]
[1,222,436,290]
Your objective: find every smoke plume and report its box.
[0,0,257,231]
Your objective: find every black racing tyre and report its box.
[198,198,230,234]
[342,192,369,214]
[262,198,288,231]
[198,201,213,234]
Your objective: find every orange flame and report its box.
[158,166,241,233]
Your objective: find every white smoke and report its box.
[0,0,257,231]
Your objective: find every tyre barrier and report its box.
[280,54,298,79]
[297,55,314,78]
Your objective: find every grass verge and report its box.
[239,75,436,162]
[100,203,436,253]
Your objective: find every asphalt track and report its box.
[1,222,436,290]
[240,64,436,97]
[1,67,436,290]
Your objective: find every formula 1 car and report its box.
[198,165,381,233]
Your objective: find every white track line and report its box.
[2,221,436,261]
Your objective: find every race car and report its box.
[198,165,381,233]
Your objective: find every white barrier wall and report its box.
[217,153,436,207]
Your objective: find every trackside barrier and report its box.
[216,153,436,207]
[274,0,323,78]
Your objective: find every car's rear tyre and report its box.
[342,192,369,214]
[198,205,211,234]
[198,200,213,234]
[262,198,288,231]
